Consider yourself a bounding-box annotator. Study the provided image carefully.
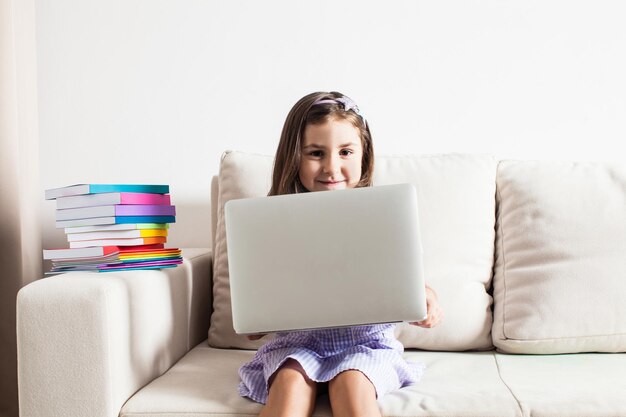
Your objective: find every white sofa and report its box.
[17,151,626,417]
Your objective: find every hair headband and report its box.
[312,96,367,128]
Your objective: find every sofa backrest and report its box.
[211,175,218,251]
[209,151,626,354]
[209,151,498,351]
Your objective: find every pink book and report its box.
[55,192,171,209]
[114,205,176,216]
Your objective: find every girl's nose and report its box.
[323,155,340,174]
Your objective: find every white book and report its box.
[51,253,121,265]
[56,217,119,228]
[56,205,175,221]
[56,192,171,209]
[56,215,174,228]
[66,229,168,242]
[43,246,119,260]
[64,223,168,234]
[45,184,169,200]
[68,237,166,249]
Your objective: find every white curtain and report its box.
[0,0,41,415]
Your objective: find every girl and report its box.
[239,91,444,417]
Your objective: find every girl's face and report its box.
[299,118,363,192]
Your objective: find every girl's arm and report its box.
[410,284,444,328]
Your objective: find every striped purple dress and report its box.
[238,323,425,404]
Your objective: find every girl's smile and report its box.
[317,179,346,189]
[299,118,363,192]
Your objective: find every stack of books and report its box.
[43,184,183,273]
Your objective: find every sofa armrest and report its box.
[17,248,212,417]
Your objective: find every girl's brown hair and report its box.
[269,91,374,196]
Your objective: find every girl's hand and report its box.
[410,284,444,328]
[246,333,267,341]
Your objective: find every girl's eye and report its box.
[309,150,323,158]
[340,149,353,156]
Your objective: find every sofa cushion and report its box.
[121,343,522,417]
[493,160,626,353]
[209,151,497,351]
[208,151,274,349]
[376,154,497,351]
[495,352,626,416]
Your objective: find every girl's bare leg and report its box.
[259,359,317,417]
[328,370,382,417]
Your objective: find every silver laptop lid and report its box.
[225,183,427,334]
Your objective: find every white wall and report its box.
[37,0,626,250]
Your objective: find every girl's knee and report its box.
[269,359,316,391]
[328,371,380,417]
[328,370,376,397]
[262,360,317,417]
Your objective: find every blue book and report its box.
[45,184,169,200]
[55,215,176,228]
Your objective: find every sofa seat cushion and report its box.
[121,342,522,417]
[495,352,626,417]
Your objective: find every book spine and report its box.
[98,260,182,270]
[42,245,119,259]
[56,206,114,220]
[45,184,89,200]
[119,193,171,205]
[89,184,169,194]
[56,204,175,220]
[118,243,165,251]
[114,205,176,216]
[56,216,175,228]
[68,236,166,249]
[115,216,175,224]
[56,192,171,209]
[64,223,168,234]
[45,184,170,200]
[56,217,117,228]
[66,229,168,241]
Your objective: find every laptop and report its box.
[224,183,427,334]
